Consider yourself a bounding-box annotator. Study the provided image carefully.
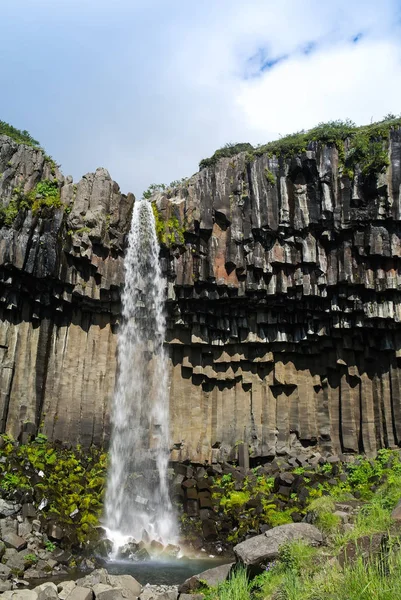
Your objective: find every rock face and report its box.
[0,135,134,446]
[157,127,401,462]
[1,129,401,463]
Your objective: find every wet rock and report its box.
[94,539,113,558]
[202,519,217,541]
[117,543,139,559]
[178,563,233,593]
[234,523,323,566]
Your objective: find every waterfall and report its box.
[104,199,176,551]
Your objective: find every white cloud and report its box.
[1,0,400,195]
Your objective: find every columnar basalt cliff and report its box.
[0,134,134,446]
[155,127,401,463]
[1,125,401,464]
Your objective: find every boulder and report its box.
[92,583,124,600]
[0,562,12,578]
[33,582,58,600]
[58,581,77,600]
[0,580,12,592]
[76,569,110,588]
[2,591,38,599]
[0,499,21,517]
[3,533,27,551]
[178,562,233,593]
[108,574,142,598]
[65,587,93,600]
[234,523,323,566]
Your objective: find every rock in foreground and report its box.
[234,523,323,566]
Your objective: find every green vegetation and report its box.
[68,226,91,237]
[199,142,254,170]
[142,177,189,200]
[264,167,276,185]
[0,433,107,545]
[151,202,185,246]
[202,468,401,599]
[0,120,40,148]
[209,449,401,546]
[199,115,401,179]
[0,179,62,227]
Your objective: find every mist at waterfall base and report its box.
[104,199,177,555]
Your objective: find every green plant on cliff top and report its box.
[199,115,401,178]
[0,120,40,147]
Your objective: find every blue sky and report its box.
[1,0,401,195]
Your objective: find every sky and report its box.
[1,0,401,196]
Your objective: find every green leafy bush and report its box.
[0,433,107,545]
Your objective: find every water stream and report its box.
[104,199,176,551]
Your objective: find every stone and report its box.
[1,517,18,537]
[0,500,21,517]
[18,521,33,538]
[178,596,204,600]
[65,587,93,600]
[108,574,142,598]
[234,523,323,566]
[202,519,217,540]
[33,582,58,600]
[92,583,123,600]
[76,568,110,588]
[178,563,233,593]
[57,581,76,600]
[0,539,5,558]
[47,524,64,540]
[2,591,38,599]
[0,580,13,592]
[22,504,37,519]
[4,549,25,574]
[3,533,27,551]
[338,533,386,567]
[0,562,12,578]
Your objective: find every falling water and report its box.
[105,199,176,551]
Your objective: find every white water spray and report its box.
[105,200,176,551]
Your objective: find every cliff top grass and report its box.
[0,119,40,148]
[198,114,401,172]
